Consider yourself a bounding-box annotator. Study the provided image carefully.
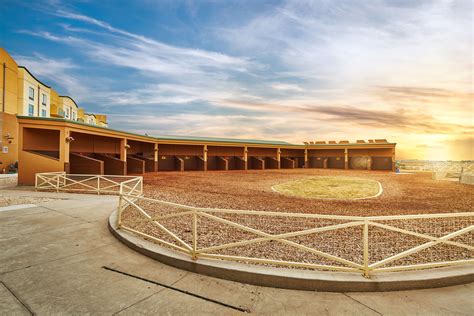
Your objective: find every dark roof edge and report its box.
[59,95,79,108]
[18,66,51,88]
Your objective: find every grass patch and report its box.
[273,176,381,199]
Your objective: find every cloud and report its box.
[11,1,473,160]
[13,53,88,97]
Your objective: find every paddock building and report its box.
[16,116,395,185]
[1,47,396,185]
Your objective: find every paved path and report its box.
[0,188,473,315]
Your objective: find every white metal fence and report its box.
[36,172,143,196]
[117,187,473,277]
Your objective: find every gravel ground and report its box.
[121,169,473,269]
[140,169,473,216]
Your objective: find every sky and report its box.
[1,0,472,160]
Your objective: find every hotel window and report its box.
[29,87,34,100]
[41,109,47,117]
[66,108,70,118]
[72,112,76,120]
[28,104,34,116]
[42,94,47,105]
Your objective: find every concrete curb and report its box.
[109,210,474,292]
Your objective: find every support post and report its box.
[392,148,396,172]
[203,145,208,171]
[154,143,159,172]
[304,149,308,168]
[60,128,70,173]
[344,148,349,169]
[277,148,281,169]
[244,146,248,170]
[120,138,127,162]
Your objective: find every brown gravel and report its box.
[140,169,473,216]
[121,169,473,270]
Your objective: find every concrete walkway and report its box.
[0,189,473,315]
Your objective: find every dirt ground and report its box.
[141,169,473,216]
[120,169,473,268]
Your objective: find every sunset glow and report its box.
[1,0,472,160]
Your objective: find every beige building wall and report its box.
[17,67,51,117]
[85,113,97,125]
[59,96,78,121]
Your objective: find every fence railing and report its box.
[36,172,143,197]
[116,189,473,277]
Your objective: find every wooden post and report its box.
[203,145,208,171]
[363,221,370,278]
[304,149,308,168]
[192,211,198,260]
[277,148,281,169]
[392,148,396,172]
[244,146,248,170]
[120,138,127,162]
[60,128,70,173]
[344,148,349,170]
[154,143,159,172]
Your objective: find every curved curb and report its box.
[271,177,383,200]
[109,210,474,292]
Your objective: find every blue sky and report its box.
[1,0,472,159]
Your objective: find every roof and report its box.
[18,66,51,88]
[16,116,396,147]
[59,96,79,108]
[155,134,293,146]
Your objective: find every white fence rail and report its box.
[36,172,143,197]
[117,187,473,277]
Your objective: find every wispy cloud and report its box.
[13,53,88,97]
[8,0,473,160]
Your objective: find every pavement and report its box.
[0,188,473,315]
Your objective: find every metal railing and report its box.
[116,189,474,277]
[36,172,143,196]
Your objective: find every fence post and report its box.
[35,174,38,191]
[117,183,124,228]
[56,175,60,193]
[363,221,370,278]
[97,176,100,195]
[140,177,143,195]
[192,210,198,260]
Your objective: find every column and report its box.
[276,148,281,169]
[203,144,208,171]
[304,148,308,168]
[60,127,71,173]
[344,148,349,169]
[154,143,158,172]
[244,146,248,170]
[392,148,396,171]
[120,138,127,161]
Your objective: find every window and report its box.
[42,94,47,105]
[66,108,70,118]
[41,109,47,117]
[72,112,76,120]
[29,87,34,100]
[28,104,34,116]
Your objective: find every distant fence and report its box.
[35,172,143,196]
[116,189,474,277]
